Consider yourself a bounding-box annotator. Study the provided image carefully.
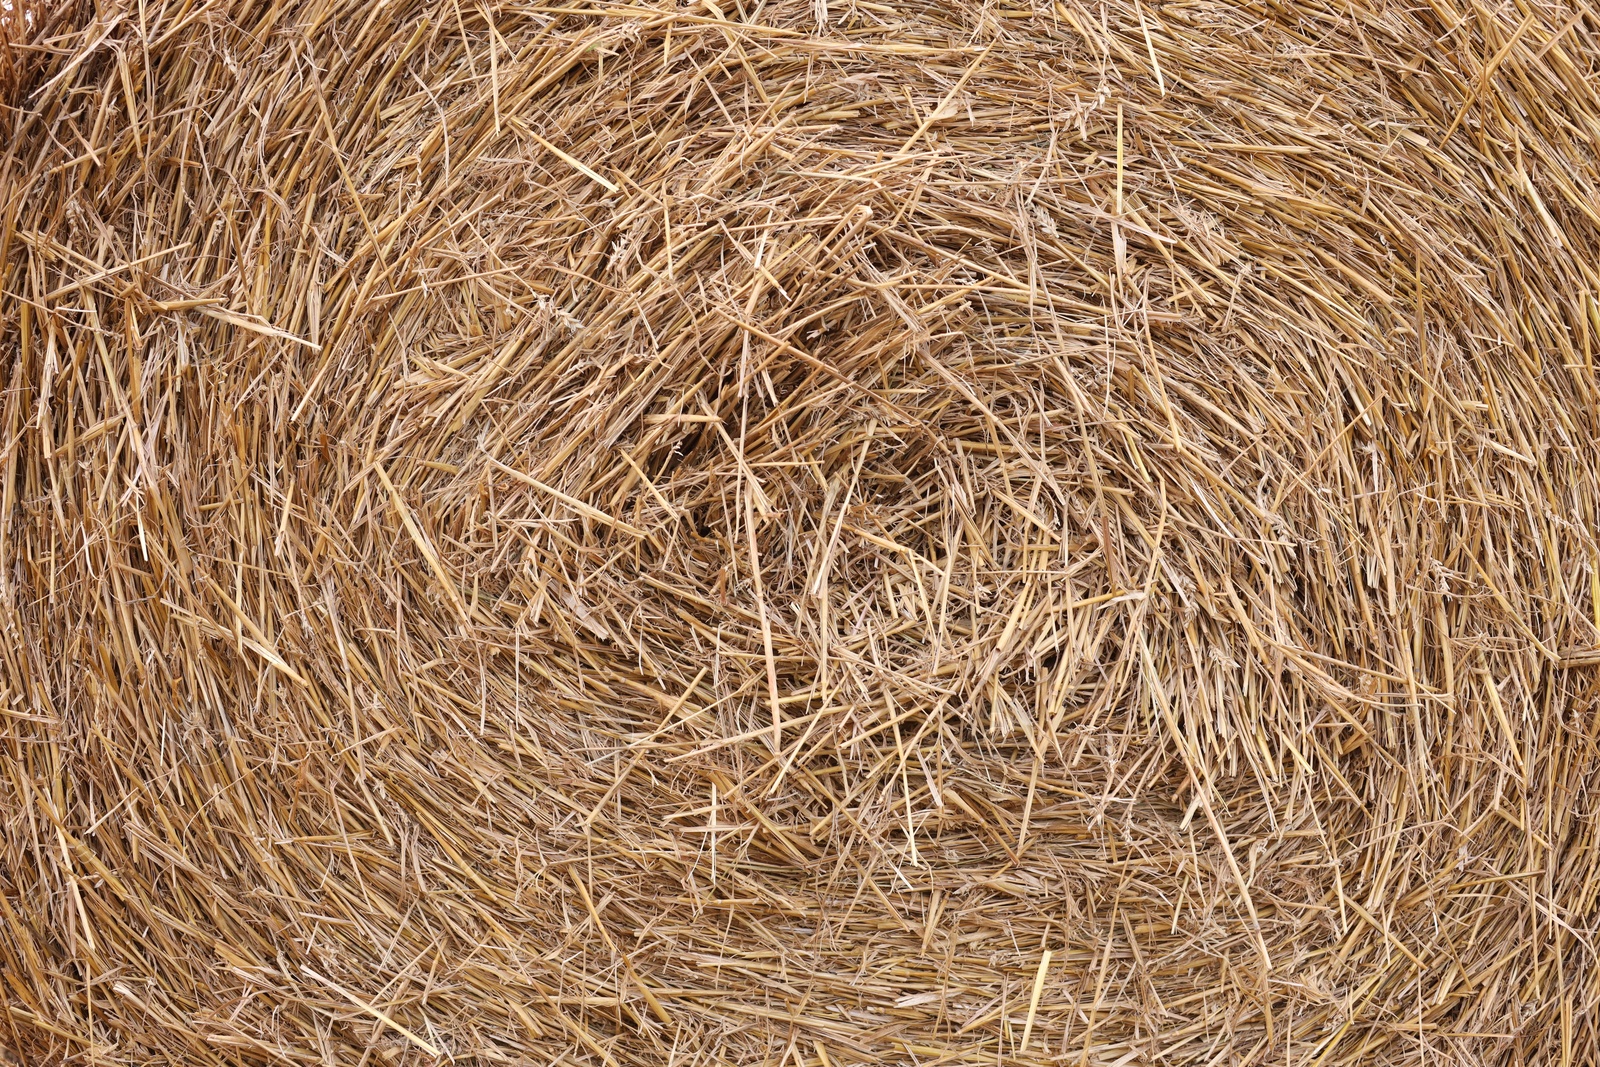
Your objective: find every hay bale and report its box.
[2,0,1598,1063]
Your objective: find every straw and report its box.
[3,0,1600,1064]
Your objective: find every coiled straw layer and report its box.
[3,0,1600,1063]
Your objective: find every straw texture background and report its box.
[3,0,1600,1063]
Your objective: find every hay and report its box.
[2,0,1600,1063]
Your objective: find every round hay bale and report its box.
[3,0,1599,1064]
